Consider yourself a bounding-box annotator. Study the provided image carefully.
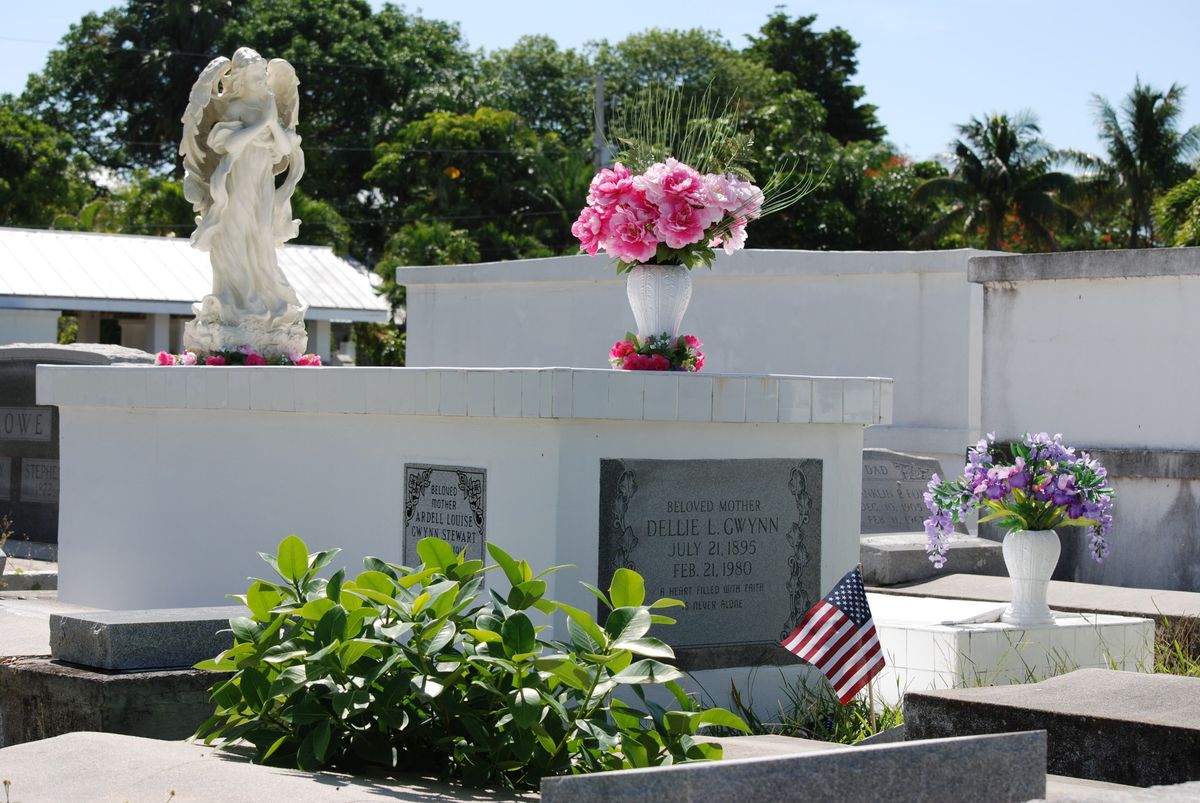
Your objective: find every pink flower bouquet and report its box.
[573,159,764,272]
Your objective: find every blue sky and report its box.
[3,1,1198,161]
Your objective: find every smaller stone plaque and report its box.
[0,456,10,501]
[0,407,52,442]
[403,463,486,564]
[20,458,59,504]
[861,449,953,534]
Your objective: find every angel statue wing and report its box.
[267,58,304,244]
[179,56,232,222]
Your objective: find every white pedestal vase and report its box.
[625,264,692,340]
[1000,529,1060,627]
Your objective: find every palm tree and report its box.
[1090,80,1200,248]
[911,113,1076,251]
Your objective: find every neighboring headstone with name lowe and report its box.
[0,344,152,558]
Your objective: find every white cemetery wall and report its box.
[400,249,987,477]
[0,308,60,345]
[971,248,1200,590]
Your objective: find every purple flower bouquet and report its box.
[923,432,1114,568]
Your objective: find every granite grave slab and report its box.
[541,731,1047,803]
[598,457,822,670]
[50,605,242,671]
[904,668,1200,787]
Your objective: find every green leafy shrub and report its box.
[196,535,748,788]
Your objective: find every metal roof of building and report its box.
[0,227,389,322]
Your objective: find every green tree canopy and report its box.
[477,36,594,146]
[22,0,237,172]
[366,107,576,262]
[0,96,93,226]
[1089,80,1200,247]
[912,113,1076,251]
[744,11,884,144]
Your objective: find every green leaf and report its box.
[650,597,686,609]
[236,667,268,710]
[501,612,536,657]
[261,734,290,763]
[245,582,283,621]
[609,568,646,607]
[465,628,503,643]
[315,606,348,645]
[339,639,378,669]
[486,542,524,586]
[508,687,543,728]
[299,598,335,622]
[579,581,612,609]
[266,665,306,698]
[685,742,723,760]
[325,568,345,602]
[690,708,750,733]
[611,659,684,685]
[610,637,675,659]
[229,617,260,644]
[353,570,395,594]
[650,614,677,626]
[556,602,607,649]
[276,535,309,582]
[507,579,546,610]
[416,537,457,570]
[535,656,594,691]
[567,616,601,654]
[309,549,339,575]
[297,720,331,769]
[604,606,652,642]
[424,620,457,652]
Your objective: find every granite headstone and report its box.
[0,344,152,558]
[861,448,961,534]
[402,463,487,564]
[598,457,822,671]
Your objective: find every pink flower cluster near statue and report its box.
[155,349,321,367]
[608,333,704,372]
[572,159,764,270]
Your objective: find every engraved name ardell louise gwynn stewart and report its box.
[598,458,822,670]
[403,464,487,563]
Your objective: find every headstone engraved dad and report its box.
[861,448,963,533]
[403,463,487,564]
[598,457,822,671]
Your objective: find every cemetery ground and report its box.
[3,551,1200,801]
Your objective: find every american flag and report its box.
[780,566,884,704]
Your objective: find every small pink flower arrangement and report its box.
[609,333,704,372]
[572,159,763,272]
[154,348,322,367]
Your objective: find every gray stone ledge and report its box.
[1087,449,1200,480]
[541,731,1046,803]
[969,247,1200,283]
[50,606,241,671]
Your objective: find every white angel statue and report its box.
[180,47,308,358]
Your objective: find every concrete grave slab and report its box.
[0,731,537,802]
[904,668,1200,787]
[0,657,217,747]
[861,531,1004,586]
[541,731,1047,803]
[50,605,241,670]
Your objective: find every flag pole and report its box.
[857,562,878,733]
